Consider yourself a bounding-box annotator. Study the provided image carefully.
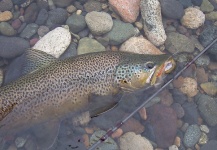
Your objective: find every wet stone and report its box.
[178,0,192,8]
[66,13,87,33]
[84,0,102,12]
[184,124,201,148]
[160,0,184,19]
[20,23,39,39]
[0,0,13,11]
[171,103,185,118]
[53,0,73,7]
[37,25,50,37]
[24,3,39,23]
[170,89,187,105]
[35,9,48,25]
[11,19,22,30]
[46,8,68,27]
[0,22,16,36]
[195,54,210,66]
[191,0,203,6]
[201,0,214,13]
[201,140,217,150]
[182,102,199,124]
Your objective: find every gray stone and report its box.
[201,0,214,13]
[46,8,68,27]
[191,0,203,6]
[195,94,217,126]
[104,19,136,45]
[60,42,77,59]
[160,0,184,19]
[84,0,102,12]
[0,36,29,58]
[0,22,16,36]
[140,0,166,46]
[77,37,105,55]
[66,14,87,33]
[0,0,13,11]
[178,0,192,8]
[201,140,217,150]
[20,23,39,39]
[85,11,113,35]
[165,32,195,54]
[53,0,73,7]
[195,55,210,66]
[184,124,201,148]
[24,3,39,23]
[35,9,48,25]
[182,102,199,124]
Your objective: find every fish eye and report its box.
[146,62,155,69]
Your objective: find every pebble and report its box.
[0,22,16,36]
[35,9,48,25]
[208,62,217,70]
[53,0,73,7]
[77,37,105,55]
[165,32,195,54]
[121,117,145,134]
[7,145,17,150]
[195,54,210,66]
[200,125,209,133]
[171,103,185,118]
[0,11,13,22]
[37,25,50,37]
[46,8,68,27]
[11,19,22,30]
[29,38,39,46]
[200,0,214,13]
[171,88,187,104]
[169,145,179,150]
[111,128,123,138]
[119,132,153,150]
[67,5,77,13]
[206,11,217,21]
[140,0,166,46]
[0,36,29,58]
[181,7,205,29]
[33,26,71,58]
[199,132,208,145]
[109,0,140,23]
[119,36,163,54]
[84,0,102,12]
[0,0,13,11]
[149,104,177,148]
[196,67,208,84]
[139,107,147,120]
[105,19,137,45]
[174,136,181,147]
[85,11,113,35]
[90,130,118,150]
[178,0,192,8]
[82,134,89,148]
[134,21,143,30]
[24,3,39,23]
[181,122,189,132]
[66,13,87,33]
[200,82,217,96]
[191,0,203,6]
[182,102,199,125]
[160,89,174,106]
[184,124,201,148]
[201,140,217,150]
[20,23,39,39]
[24,138,37,150]
[195,94,217,126]
[179,77,198,97]
[15,136,27,148]
[160,0,184,19]
[11,0,26,5]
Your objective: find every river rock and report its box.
[149,104,177,148]
[196,94,217,126]
[37,25,50,37]
[24,3,39,23]
[0,0,13,11]
[182,102,199,124]
[0,36,29,58]
[119,132,153,150]
[109,0,140,23]
[66,13,86,33]
[206,11,217,20]
[0,22,16,36]
[181,7,205,29]
[121,117,145,134]
[11,0,26,5]
[191,0,203,6]
[200,82,217,96]
[179,77,198,97]
[140,0,166,46]
[77,37,105,55]
[160,0,184,19]
[85,11,113,35]
[195,55,210,66]
[201,140,217,150]
[84,0,102,12]
[53,0,73,7]
[201,0,214,13]
[33,26,71,58]
[46,8,68,27]
[165,32,195,54]
[119,36,163,54]
[0,11,12,22]
[178,0,192,8]
[104,19,136,45]
[11,19,22,29]
[20,23,39,39]
[199,25,217,59]
[35,9,48,25]
[171,103,184,118]
[184,124,201,148]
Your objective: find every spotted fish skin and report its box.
[0,51,171,133]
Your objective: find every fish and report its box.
[0,49,175,135]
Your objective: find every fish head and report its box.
[115,54,176,92]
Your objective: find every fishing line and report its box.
[88,38,217,150]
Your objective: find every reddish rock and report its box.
[121,117,144,134]
[196,67,208,84]
[24,3,39,23]
[173,76,184,88]
[160,89,174,106]
[11,19,22,30]
[148,104,177,148]
[109,0,140,23]
[29,38,39,46]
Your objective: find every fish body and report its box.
[0,50,175,134]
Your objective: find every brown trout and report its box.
[0,49,175,134]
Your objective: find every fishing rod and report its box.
[88,38,217,150]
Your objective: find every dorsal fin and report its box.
[3,49,57,85]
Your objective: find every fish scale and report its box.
[0,50,174,134]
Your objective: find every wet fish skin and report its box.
[0,50,174,133]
